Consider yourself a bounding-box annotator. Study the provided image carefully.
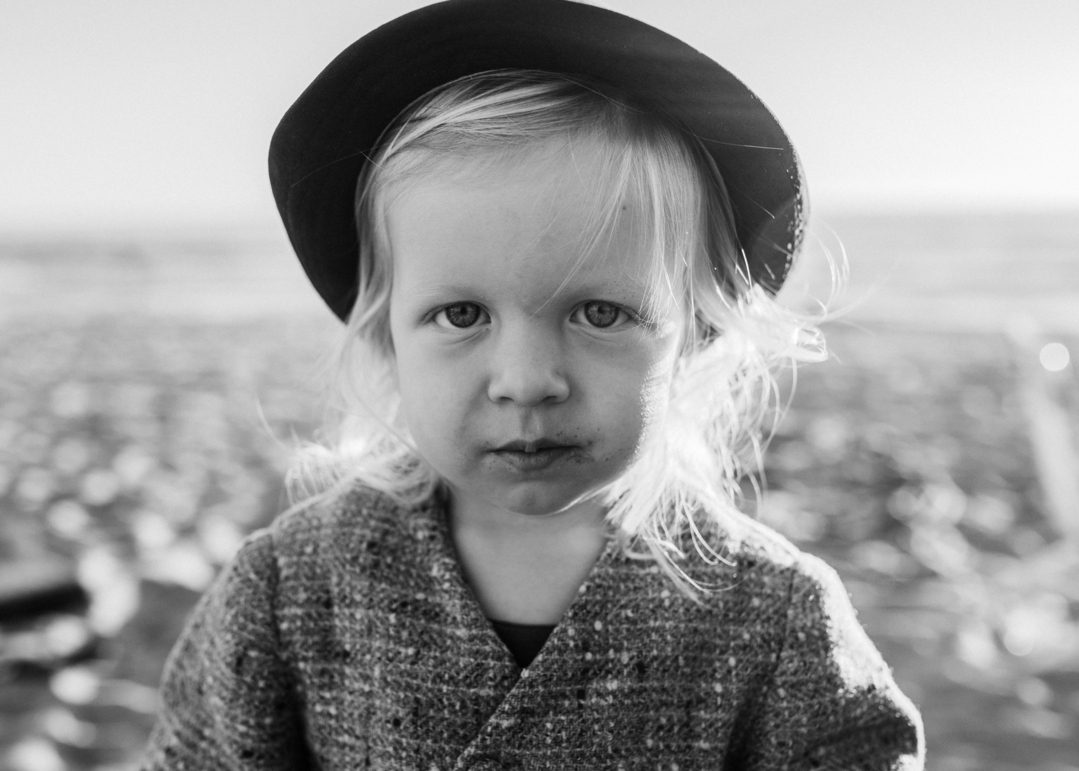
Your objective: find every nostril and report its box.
[487,376,569,406]
[487,365,569,406]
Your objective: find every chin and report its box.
[495,482,606,519]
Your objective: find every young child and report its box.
[144,1,923,769]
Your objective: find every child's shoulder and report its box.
[271,482,415,532]
[681,517,854,622]
[730,520,842,588]
[683,518,898,691]
[261,483,437,566]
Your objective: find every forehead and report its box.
[384,140,660,298]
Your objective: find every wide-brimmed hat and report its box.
[270,0,806,321]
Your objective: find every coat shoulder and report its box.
[675,517,801,601]
[675,516,860,627]
[268,484,430,556]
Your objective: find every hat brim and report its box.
[270,0,806,321]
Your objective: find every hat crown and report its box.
[270,0,805,320]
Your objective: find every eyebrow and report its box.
[397,282,488,300]
[538,275,653,302]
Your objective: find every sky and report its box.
[2,0,1077,234]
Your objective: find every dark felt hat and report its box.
[270,0,807,321]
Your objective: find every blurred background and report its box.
[1,1,1077,769]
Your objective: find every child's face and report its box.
[387,143,683,522]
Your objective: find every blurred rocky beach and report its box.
[1,212,1078,771]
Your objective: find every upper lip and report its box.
[491,438,570,453]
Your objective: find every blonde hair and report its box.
[288,70,828,596]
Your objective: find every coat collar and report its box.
[315,486,732,769]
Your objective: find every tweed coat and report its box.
[142,486,924,770]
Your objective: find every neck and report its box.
[447,488,610,625]
[448,487,608,542]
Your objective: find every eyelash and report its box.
[432,302,489,329]
[430,301,638,330]
[571,301,634,329]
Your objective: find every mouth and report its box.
[488,438,580,471]
[493,438,568,453]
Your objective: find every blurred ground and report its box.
[1,213,1078,771]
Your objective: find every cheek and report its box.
[395,355,440,423]
[639,367,674,424]
[389,335,432,430]
[392,345,474,459]
[592,341,679,447]
[634,359,678,449]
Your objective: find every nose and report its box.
[486,325,570,406]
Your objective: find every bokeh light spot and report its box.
[1039,342,1070,372]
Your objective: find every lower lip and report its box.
[490,447,577,472]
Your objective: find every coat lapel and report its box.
[329,493,522,768]
[450,538,634,770]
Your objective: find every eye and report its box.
[433,302,487,329]
[575,301,628,329]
